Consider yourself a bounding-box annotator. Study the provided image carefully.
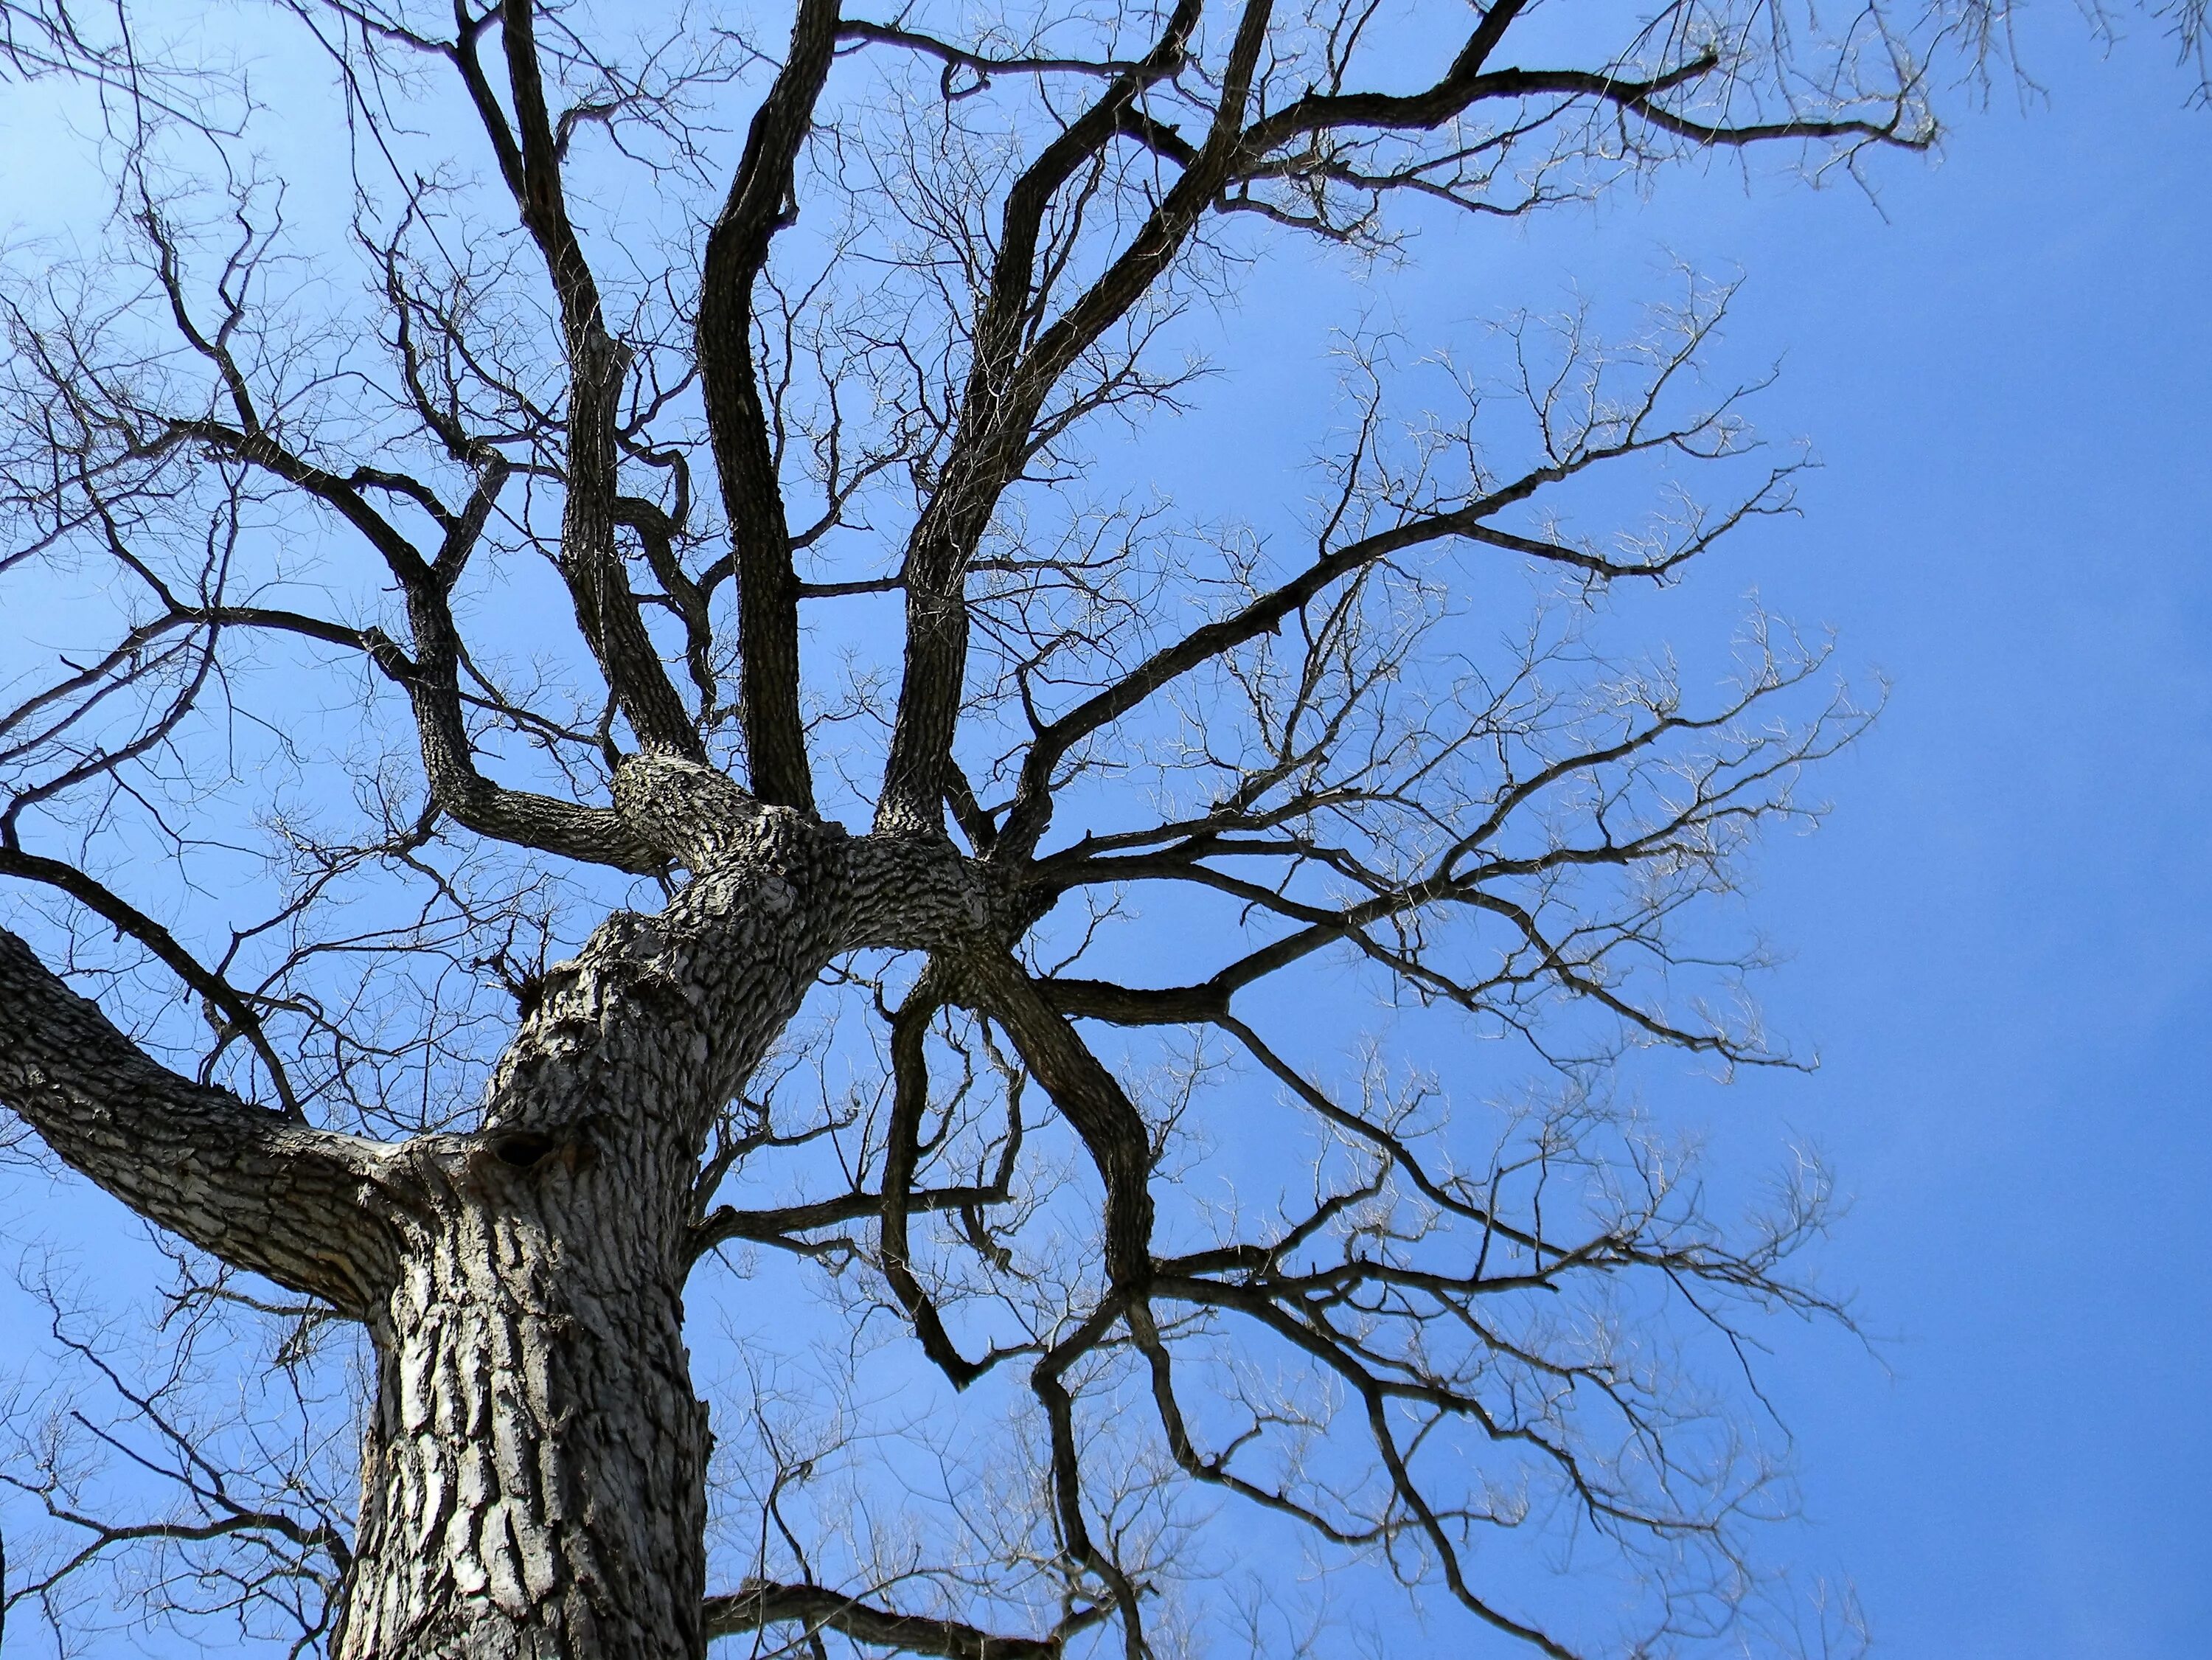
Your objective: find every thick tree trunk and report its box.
[335,808,838,1659]
[324,760,997,1659]
[338,1137,710,1660]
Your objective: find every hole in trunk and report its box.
[490,1131,556,1169]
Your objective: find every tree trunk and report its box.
[338,1133,710,1660]
[326,764,995,1658]
[335,809,837,1659]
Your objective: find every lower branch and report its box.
[703,1579,1083,1659]
[0,928,400,1312]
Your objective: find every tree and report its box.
[0,3,2195,1658]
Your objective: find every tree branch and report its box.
[467,0,704,758]
[873,0,1206,834]
[698,0,842,810]
[704,1577,1090,1659]
[0,928,400,1313]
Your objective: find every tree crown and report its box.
[1,2,2192,1655]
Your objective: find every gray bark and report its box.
[1,757,994,1660]
[339,1141,712,1659]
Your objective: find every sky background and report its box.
[1102,15,2212,1650]
[1,7,2208,1658]
[1492,19,2212,1657]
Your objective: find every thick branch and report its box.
[689,1178,1003,1263]
[956,952,1153,1291]
[0,929,398,1312]
[703,1580,1072,1659]
[698,0,841,810]
[0,845,302,1119]
[873,0,1205,833]
[153,409,664,874]
[836,18,1151,86]
[470,0,703,757]
[1040,976,1226,1027]
[878,966,995,1386]
[398,585,669,874]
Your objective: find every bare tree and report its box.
[0,3,2194,1657]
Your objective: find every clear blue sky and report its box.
[1475,21,2212,1658]
[1747,51,2212,1660]
[2,9,2207,1658]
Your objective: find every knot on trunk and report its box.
[613,751,797,871]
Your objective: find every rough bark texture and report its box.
[4,757,995,1660]
[0,931,400,1310]
[329,763,993,1659]
[340,1142,712,1660]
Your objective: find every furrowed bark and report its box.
[0,930,398,1311]
[339,1138,709,1659]
[332,756,995,1659]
